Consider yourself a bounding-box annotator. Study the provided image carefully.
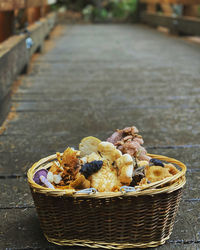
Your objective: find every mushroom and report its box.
[33,169,55,189]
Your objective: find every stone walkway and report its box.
[0,24,200,249]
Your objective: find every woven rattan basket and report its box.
[27,153,186,249]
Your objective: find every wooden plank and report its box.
[0,11,14,42]
[140,0,200,5]
[161,4,173,15]
[26,0,47,24]
[0,0,46,11]
[0,0,15,11]
[140,11,200,36]
[41,4,50,16]
[183,5,200,17]
[147,3,156,13]
[41,0,57,16]
[0,0,25,11]
[26,6,41,24]
[27,0,45,8]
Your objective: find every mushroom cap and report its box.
[33,169,48,185]
[97,142,122,162]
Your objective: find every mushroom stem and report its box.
[39,176,55,189]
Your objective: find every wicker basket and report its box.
[27,153,186,249]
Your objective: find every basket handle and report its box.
[120,186,137,193]
[75,188,97,194]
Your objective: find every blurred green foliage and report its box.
[57,0,92,12]
[85,0,138,21]
[57,0,138,22]
[198,6,200,17]
[111,0,138,19]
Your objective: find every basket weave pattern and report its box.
[28,154,186,249]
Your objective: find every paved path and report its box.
[0,24,200,249]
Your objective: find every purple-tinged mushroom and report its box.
[33,169,55,189]
[40,175,55,189]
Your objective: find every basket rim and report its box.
[45,234,170,249]
[27,153,186,198]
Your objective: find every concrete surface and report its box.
[0,24,200,249]
[0,12,57,123]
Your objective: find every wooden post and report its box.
[27,6,41,25]
[0,11,14,42]
[183,5,200,17]
[161,4,173,15]
[147,3,156,13]
[43,5,50,16]
[139,0,200,19]
[41,0,51,17]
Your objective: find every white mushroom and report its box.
[97,142,122,162]
[47,171,54,183]
[53,174,62,184]
[116,154,134,184]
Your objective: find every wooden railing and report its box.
[140,0,200,16]
[140,0,200,3]
[139,0,200,36]
[0,0,56,42]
